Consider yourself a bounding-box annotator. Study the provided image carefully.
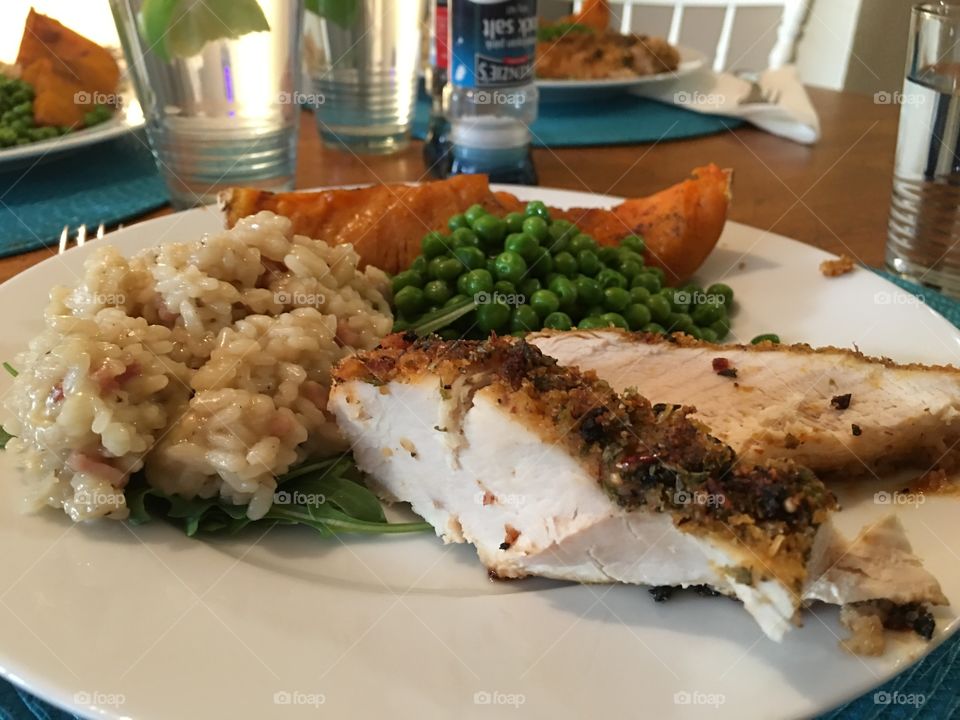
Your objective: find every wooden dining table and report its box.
[0,86,897,283]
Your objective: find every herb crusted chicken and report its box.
[329,335,946,642]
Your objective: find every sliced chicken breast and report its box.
[530,330,960,476]
[329,334,946,642]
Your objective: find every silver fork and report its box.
[738,80,781,106]
[58,223,105,254]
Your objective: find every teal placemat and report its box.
[0,131,168,258]
[411,93,741,148]
[1,273,958,720]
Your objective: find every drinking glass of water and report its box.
[111,0,303,209]
[887,2,960,295]
[304,0,426,154]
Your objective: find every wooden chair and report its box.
[571,0,810,72]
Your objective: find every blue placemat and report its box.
[2,274,959,720]
[0,131,168,259]
[411,92,741,148]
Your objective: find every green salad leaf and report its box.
[127,455,431,537]
[537,23,595,42]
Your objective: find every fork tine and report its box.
[96,223,105,240]
[58,225,69,254]
[76,225,87,248]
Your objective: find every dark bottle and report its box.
[423,0,452,176]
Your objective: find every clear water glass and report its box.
[887,2,960,295]
[303,0,426,154]
[110,0,303,209]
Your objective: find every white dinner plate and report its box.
[0,185,958,720]
[537,46,706,101]
[0,96,145,172]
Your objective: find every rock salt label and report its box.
[450,0,538,88]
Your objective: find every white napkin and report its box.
[634,64,821,145]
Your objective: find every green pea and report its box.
[548,276,578,311]
[598,246,620,265]
[597,268,627,289]
[451,227,480,247]
[707,282,734,306]
[699,327,719,343]
[574,276,603,307]
[553,251,578,277]
[528,246,554,278]
[547,221,575,253]
[568,233,597,254]
[643,322,666,335]
[472,214,507,245]
[621,234,646,254]
[486,257,498,277]
[602,312,629,330]
[577,250,601,277]
[522,216,549,242]
[429,257,462,281]
[691,299,725,327]
[505,211,526,234]
[710,317,730,340]
[476,301,511,333]
[394,286,426,317]
[624,303,652,330]
[510,304,541,333]
[494,280,517,297]
[530,289,561,318]
[603,286,631,312]
[663,289,691,314]
[646,294,672,324]
[505,232,540,262]
[584,305,606,317]
[542,311,573,331]
[630,286,651,305]
[751,333,781,345]
[464,203,487,224]
[438,327,462,341]
[525,200,550,220]
[422,231,449,259]
[686,326,704,340]
[391,270,423,294]
[448,213,469,231]
[632,272,661,293]
[619,260,643,281]
[668,312,695,334]
[520,278,542,299]
[423,280,452,306]
[578,316,612,330]
[648,266,667,285]
[493,251,528,285]
[453,245,487,271]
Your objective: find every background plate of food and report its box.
[0,10,144,171]
[0,174,958,719]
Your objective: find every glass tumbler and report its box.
[111,0,303,208]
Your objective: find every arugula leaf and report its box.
[537,23,595,42]
[126,455,431,537]
[402,297,477,336]
[0,426,12,450]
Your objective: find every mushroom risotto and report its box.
[3,212,393,522]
